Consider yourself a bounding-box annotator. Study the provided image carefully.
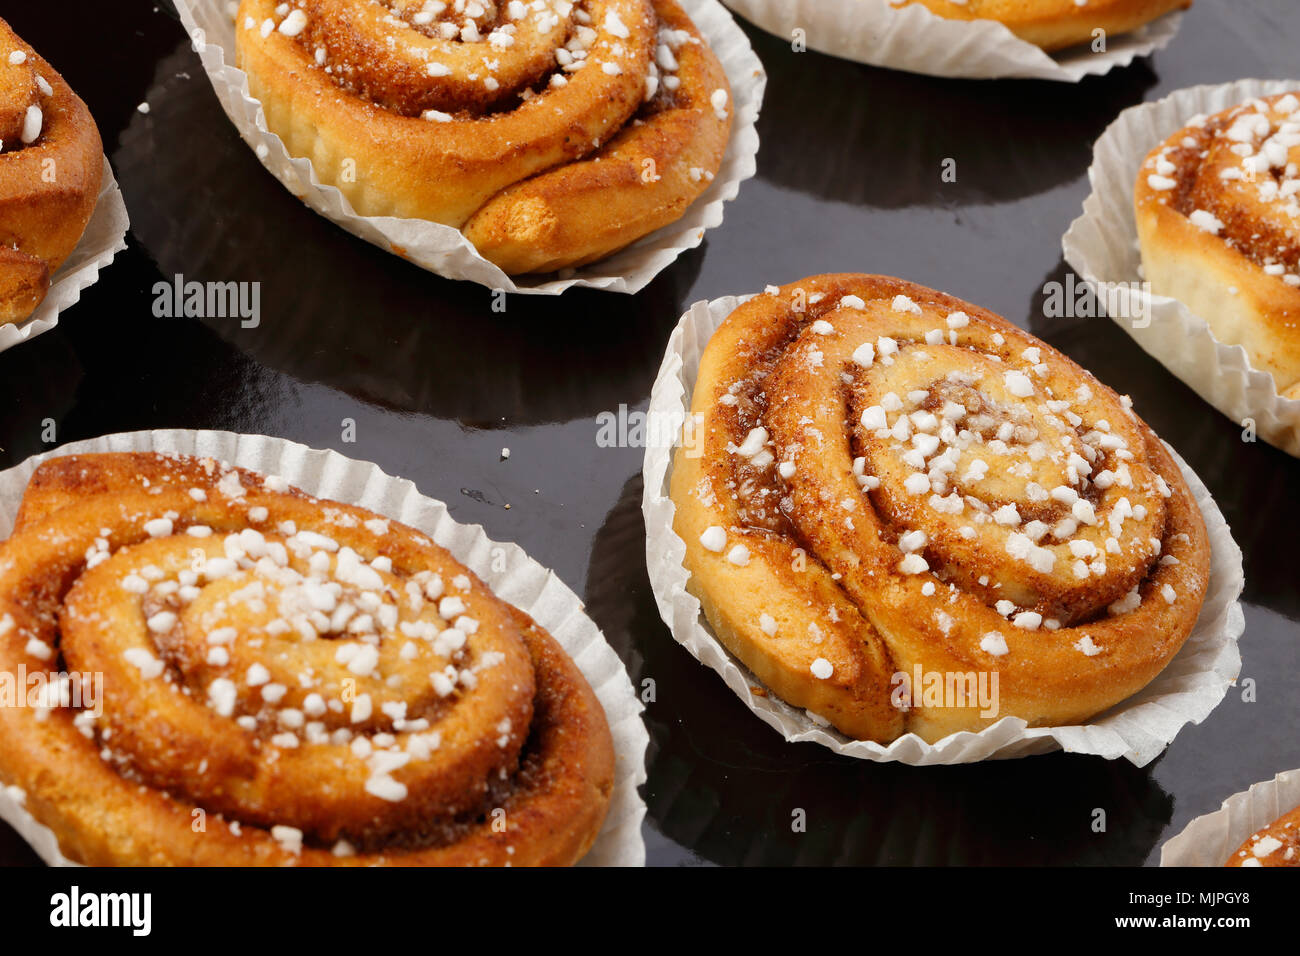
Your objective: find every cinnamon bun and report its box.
[1136,91,1300,398]
[0,451,614,866]
[0,17,103,324]
[1226,805,1300,867]
[233,0,732,274]
[670,275,1211,743]
[890,0,1190,51]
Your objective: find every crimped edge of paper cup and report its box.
[1160,768,1300,867]
[1063,78,1300,458]
[0,158,129,355]
[0,429,647,867]
[721,0,1182,82]
[174,0,764,295]
[641,292,1244,767]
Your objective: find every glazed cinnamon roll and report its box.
[670,275,1211,743]
[0,452,614,866]
[1136,91,1300,398]
[1226,805,1300,867]
[0,17,103,324]
[889,0,1190,51]
[234,0,732,274]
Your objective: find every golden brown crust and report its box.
[1225,805,1300,867]
[234,0,731,274]
[897,0,1190,51]
[671,275,1211,743]
[0,17,103,325]
[0,452,614,866]
[461,0,730,273]
[1135,91,1300,396]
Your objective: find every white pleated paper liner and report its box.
[642,293,1245,767]
[721,0,1183,82]
[0,158,129,355]
[0,430,647,867]
[173,0,765,295]
[1161,768,1300,867]
[1063,79,1300,458]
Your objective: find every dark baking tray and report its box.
[0,0,1296,867]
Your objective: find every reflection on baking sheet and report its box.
[114,40,702,425]
[748,26,1157,209]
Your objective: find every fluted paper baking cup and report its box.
[0,430,647,867]
[174,0,764,295]
[721,0,1182,81]
[642,293,1244,766]
[0,158,129,355]
[1160,768,1300,866]
[1063,79,1300,458]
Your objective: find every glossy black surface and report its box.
[1,0,1297,867]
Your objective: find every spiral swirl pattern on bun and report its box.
[671,275,1211,743]
[0,452,614,866]
[234,0,732,273]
